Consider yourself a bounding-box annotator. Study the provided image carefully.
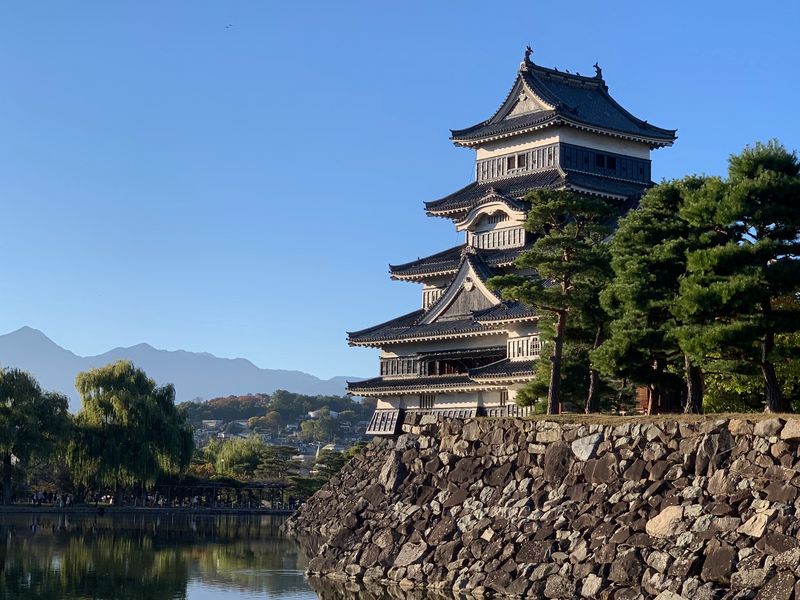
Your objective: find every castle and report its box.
[348,48,675,434]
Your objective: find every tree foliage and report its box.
[675,141,800,412]
[208,435,297,481]
[180,390,375,432]
[0,368,70,504]
[67,361,193,496]
[593,178,719,413]
[490,190,616,413]
[299,408,336,442]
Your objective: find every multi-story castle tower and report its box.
[349,49,675,435]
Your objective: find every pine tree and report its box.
[676,141,800,413]
[593,178,718,413]
[490,190,615,414]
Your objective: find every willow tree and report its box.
[676,141,800,413]
[0,367,69,504]
[490,190,615,414]
[68,361,193,501]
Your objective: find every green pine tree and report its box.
[593,178,719,413]
[490,190,616,414]
[675,141,800,413]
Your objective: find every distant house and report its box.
[308,409,339,419]
[201,420,225,430]
[320,443,346,454]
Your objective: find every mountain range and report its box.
[0,327,359,411]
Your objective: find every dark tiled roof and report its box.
[426,169,649,217]
[426,170,563,215]
[347,314,495,345]
[347,300,537,346]
[563,170,650,200]
[474,301,537,322]
[451,63,676,145]
[390,245,529,279]
[347,309,424,342]
[348,375,477,393]
[470,359,537,380]
[347,360,538,392]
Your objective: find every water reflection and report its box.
[0,514,313,600]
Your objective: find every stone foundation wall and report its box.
[285,414,800,599]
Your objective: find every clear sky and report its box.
[1,2,798,380]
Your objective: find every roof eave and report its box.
[348,328,505,348]
[451,116,676,149]
[390,268,459,282]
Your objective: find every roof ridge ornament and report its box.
[593,62,603,80]
[520,44,533,71]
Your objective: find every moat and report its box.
[0,514,318,599]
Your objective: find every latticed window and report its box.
[419,394,435,410]
[500,390,508,407]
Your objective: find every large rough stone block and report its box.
[755,572,795,600]
[780,419,800,441]
[543,441,572,482]
[701,539,736,584]
[646,505,685,538]
[754,418,783,437]
[393,541,428,567]
[608,549,642,585]
[571,433,603,461]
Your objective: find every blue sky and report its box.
[1,2,798,380]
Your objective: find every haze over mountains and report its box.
[0,327,359,412]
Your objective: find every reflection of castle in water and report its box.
[0,514,313,599]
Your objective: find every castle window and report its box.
[506,155,516,170]
[606,156,617,171]
[500,390,508,407]
[517,153,527,168]
[595,153,605,168]
[420,394,435,410]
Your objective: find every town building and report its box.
[348,48,675,435]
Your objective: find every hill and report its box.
[179,390,375,427]
[0,327,361,411]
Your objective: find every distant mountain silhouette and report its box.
[0,327,360,411]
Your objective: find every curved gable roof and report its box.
[451,60,676,147]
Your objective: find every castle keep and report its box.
[349,49,675,435]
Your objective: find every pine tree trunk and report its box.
[1,454,12,506]
[584,325,603,413]
[762,332,787,413]
[646,384,659,415]
[763,361,784,412]
[684,355,704,414]
[547,310,568,415]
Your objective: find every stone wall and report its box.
[285,414,800,599]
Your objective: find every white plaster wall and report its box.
[381,333,509,358]
[474,127,651,160]
[476,132,559,160]
[375,390,508,410]
[555,128,651,159]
